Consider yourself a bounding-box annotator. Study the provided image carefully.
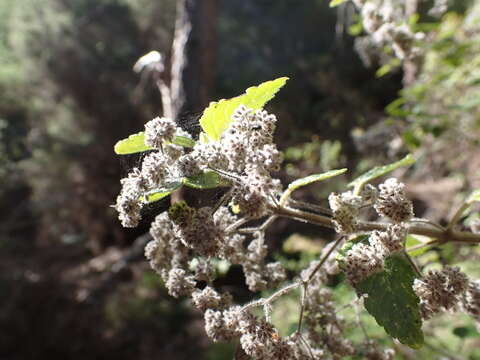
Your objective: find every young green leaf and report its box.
[114,132,152,155]
[199,77,289,141]
[172,135,195,148]
[142,181,183,203]
[329,0,347,7]
[348,154,416,194]
[405,235,431,257]
[115,132,194,155]
[280,168,347,205]
[356,255,424,348]
[183,171,228,189]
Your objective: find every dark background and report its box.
[0,0,479,359]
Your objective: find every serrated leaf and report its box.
[142,181,183,203]
[172,135,195,148]
[348,154,416,194]
[183,171,228,189]
[356,255,424,348]
[329,0,347,7]
[199,77,288,141]
[114,132,152,155]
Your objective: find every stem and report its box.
[448,203,470,230]
[307,236,345,283]
[225,217,250,234]
[289,199,332,216]
[296,236,344,335]
[237,215,277,234]
[406,239,440,253]
[296,283,308,335]
[403,251,422,278]
[272,204,480,245]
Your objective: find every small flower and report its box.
[413,266,469,319]
[329,192,362,234]
[374,178,414,223]
[344,242,384,285]
[144,116,177,148]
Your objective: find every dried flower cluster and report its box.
[413,266,469,320]
[114,101,480,358]
[343,224,406,285]
[351,0,427,66]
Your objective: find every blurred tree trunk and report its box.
[169,0,218,205]
[170,0,218,120]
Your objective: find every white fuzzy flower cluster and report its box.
[116,105,283,227]
[302,264,356,358]
[374,178,414,223]
[460,280,480,330]
[344,224,407,285]
[204,308,302,359]
[144,204,286,298]
[413,266,469,319]
[352,0,425,65]
[328,191,363,234]
[115,117,192,227]
[191,105,283,218]
[361,340,395,360]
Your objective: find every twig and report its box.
[272,204,480,245]
[288,199,332,216]
[410,218,446,231]
[403,251,422,278]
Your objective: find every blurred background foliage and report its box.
[0,0,479,359]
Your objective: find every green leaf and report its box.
[114,132,195,155]
[356,255,424,348]
[114,132,152,155]
[172,135,195,148]
[405,235,430,257]
[348,154,416,195]
[183,171,228,189]
[280,169,347,204]
[142,181,183,203]
[199,77,288,141]
[288,169,347,192]
[329,0,347,7]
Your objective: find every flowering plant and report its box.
[114,77,480,359]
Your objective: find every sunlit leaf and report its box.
[280,169,347,204]
[348,154,415,194]
[183,171,228,189]
[142,181,183,203]
[406,235,430,257]
[114,132,152,155]
[115,132,194,155]
[199,77,288,141]
[330,0,348,7]
[173,135,195,148]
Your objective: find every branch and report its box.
[272,204,480,245]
